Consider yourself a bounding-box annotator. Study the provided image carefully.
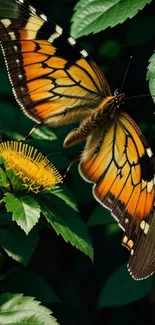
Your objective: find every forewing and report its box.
[79,111,155,279]
[0,0,111,126]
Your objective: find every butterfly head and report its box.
[114,89,125,108]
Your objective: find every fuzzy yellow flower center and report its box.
[0,141,62,193]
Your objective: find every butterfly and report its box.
[0,0,155,280]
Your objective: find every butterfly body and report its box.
[64,91,126,147]
[0,0,155,280]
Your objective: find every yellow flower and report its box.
[0,141,62,193]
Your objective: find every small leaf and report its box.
[0,293,60,324]
[40,196,93,260]
[0,224,39,265]
[98,264,152,308]
[146,53,155,103]
[3,193,41,234]
[0,167,9,188]
[6,168,25,193]
[50,185,78,212]
[32,127,57,140]
[87,205,114,227]
[3,266,60,304]
[71,0,152,38]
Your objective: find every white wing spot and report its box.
[18,74,23,80]
[40,14,47,21]
[56,25,63,35]
[14,45,18,51]
[9,32,16,40]
[29,5,36,14]
[1,19,11,28]
[131,249,134,256]
[146,148,152,157]
[144,223,149,235]
[80,49,88,57]
[140,220,150,234]
[140,220,145,230]
[16,0,24,3]
[68,37,76,45]
[48,32,59,43]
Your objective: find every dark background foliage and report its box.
[0,0,155,324]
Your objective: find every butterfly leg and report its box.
[63,155,81,179]
[22,123,43,140]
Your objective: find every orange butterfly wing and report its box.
[1,0,155,280]
[0,0,110,126]
[79,111,155,279]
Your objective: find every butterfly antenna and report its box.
[22,123,42,141]
[120,56,133,93]
[63,155,80,179]
[126,94,155,101]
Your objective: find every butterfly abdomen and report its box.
[64,96,115,147]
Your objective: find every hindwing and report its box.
[79,111,155,279]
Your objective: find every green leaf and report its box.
[0,167,9,188]
[6,168,25,193]
[50,185,78,212]
[87,205,114,227]
[98,264,152,308]
[0,224,39,265]
[146,53,155,103]
[3,266,60,304]
[40,196,93,260]
[0,293,59,324]
[3,193,41,234]
[71,0,152,38]
[32,127,57,140]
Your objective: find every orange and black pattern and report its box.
[0,0,155,280]
[0,0,110,127]
[79,111,155,279]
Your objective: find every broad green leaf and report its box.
[87,205,114,227]
[40,196,93,260]
[98,264,152,308]
[50,185,78,212]
[0,167,9,188]
[0,293,59,324]
[71,0,152,38]
[3,266,60,304]
[146,53,155,103]
[3,193,41,234]
[0,224,39,265]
